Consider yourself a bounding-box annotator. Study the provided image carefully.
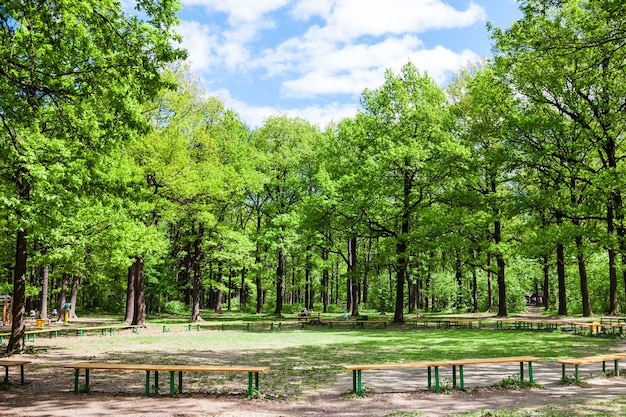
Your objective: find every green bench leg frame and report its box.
[168,371,183,396]
[452,365,457,388]
[352,370,363,396]
[74,369,91,393]
[247,371,260,398]
[145,370,150,395]
[459,365,464,390]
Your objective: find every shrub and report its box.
[163,300,189,316]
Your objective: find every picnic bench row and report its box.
[4,351,626,398]
[0,324,140,344]
[343,351,626,396]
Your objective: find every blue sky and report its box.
[173,1,523,128]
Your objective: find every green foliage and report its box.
[163,300,190,316]
[493,374,541,390]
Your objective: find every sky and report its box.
[173,0,523,129]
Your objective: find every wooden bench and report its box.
[325,320,388,330]
[556,353,626,381]
[74,324,140,337]
[342,355,541,396]
[0,359,31,385]
[64,363,269,398]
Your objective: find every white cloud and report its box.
[209,88,357,128]
[176,21,219,72]
[249,0,487,100]
[181,0,290,24]
[178,0,490,127]
[291,0,485,40]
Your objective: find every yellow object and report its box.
[64,310,69,323]
[35,319,45,327]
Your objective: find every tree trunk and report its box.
[132,256,146,327]
[575,234,592,317]
[556,242,567,316]
[542,255,550,311]
[274,248,285,316]
[215,261,224,314]
[240,268,248,308]
[255,214,263,314]
[69,276,80,319]
[494,218,507,317]
[321,248,329,313]
[455,249,462,309]
[8,229,28,354]
[486,254,494,312]
[191,223,204,321]
[394,237,407,323]
[39,266,49,319]
[348,236,359,317]
[124,262,136,323]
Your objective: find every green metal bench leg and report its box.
[459,365,464,390]
[435,366,440,393]
[575,364,579,381]
[529,362,534,384]
[352,370,357,393]
[155,370,159,393]
[20,364,25,385]
[255,371,260,390]
[145,370,150,395]
[427,367,431,389]
[452,365,457,388]
[357,370,363,396]
[248,372,253,398]
[561,363,565,382]
[74,369,79,393]
[602,361,606,374]
[85,369,90,391]
[169,371,175,396]
[520,362,524,381]
[615,359,619,376]
[178,371,183,393]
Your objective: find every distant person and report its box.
[49,308,58,319]
[344,311,349,322]
[300,307,308,317]
[29,309,36,320]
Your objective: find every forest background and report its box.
[2,0,626,354]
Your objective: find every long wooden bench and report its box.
[324,320,388,330]
[64,363,269,398]
[342,355,541,396]
[556,353,626,382]
[0,359,31,385]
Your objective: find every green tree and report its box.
[492,0,626,314]
[343,62,457,323]
[0,0,184,353]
